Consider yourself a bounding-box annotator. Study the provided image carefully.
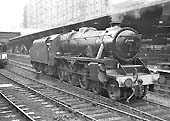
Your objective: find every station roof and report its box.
[9,0,170,45]
[9,15,111,45]
[0,32,20,43]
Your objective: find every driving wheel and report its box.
[68,73,78,86]
[79,74,89,90]
[91,82,102,94]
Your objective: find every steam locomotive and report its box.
[30,26,159,101]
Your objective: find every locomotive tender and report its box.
[30,26,159,101]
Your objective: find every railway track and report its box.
[122,99,170,120]
[8,57,170,99]
[0,89,35,121]
[0,73,86,121]
[1,66,150,121]
[7,58,170,121]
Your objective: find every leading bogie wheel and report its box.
[139,85,147,99]
[158,75,166,85]
[107,81,120,100]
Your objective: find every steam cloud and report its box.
[110,4,162,23]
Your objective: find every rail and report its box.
[8,58,170,121]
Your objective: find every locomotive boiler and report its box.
[30,26,159,101]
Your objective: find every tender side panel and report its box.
[30,38,49,64]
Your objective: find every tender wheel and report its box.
[58,65,65,81]
[78,74,89,90]
[58,70,65,81]
[107,81,120,100]
[53,67,58,78]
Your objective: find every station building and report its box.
[23,0,170,29]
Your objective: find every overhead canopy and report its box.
[9,16,111,46]
[0,32,20,44]
[9,0,170,46]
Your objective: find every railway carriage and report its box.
[30,26,159,102]
[0,43,8,68]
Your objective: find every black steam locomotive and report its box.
[30,26,159,101]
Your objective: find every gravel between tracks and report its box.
[0,74,84,121]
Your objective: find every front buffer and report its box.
[106,70,159,102]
